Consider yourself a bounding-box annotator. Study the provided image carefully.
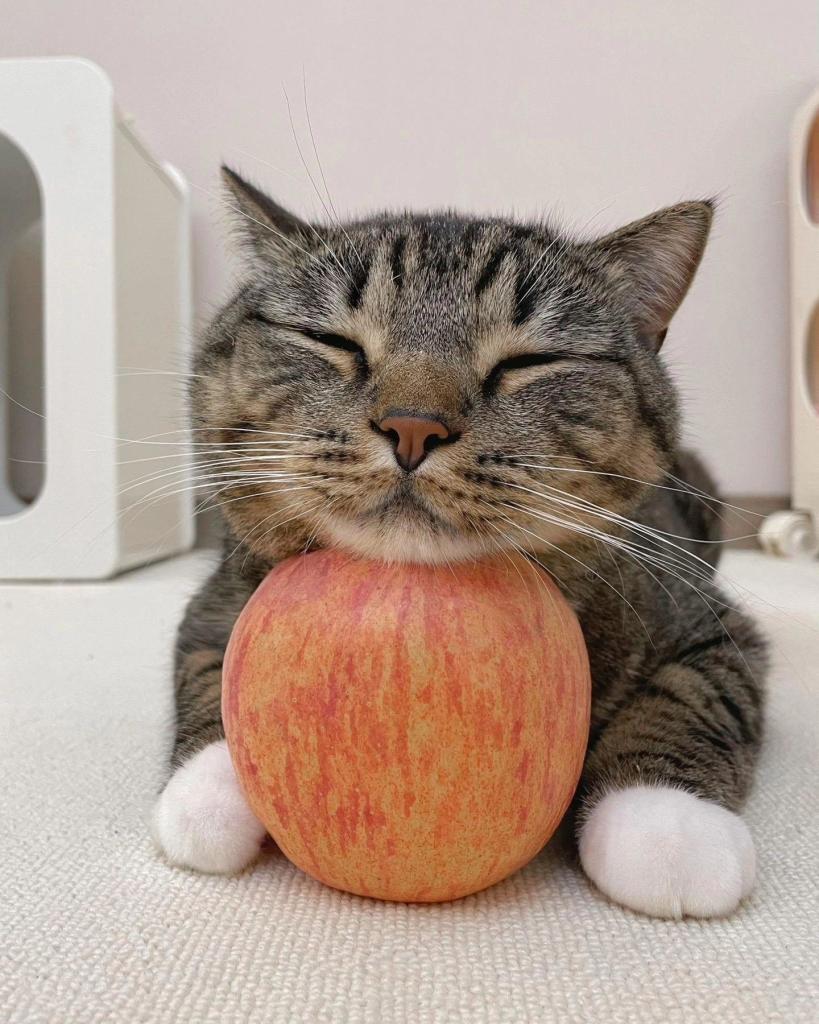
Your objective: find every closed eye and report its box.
[299,327,366,357]
[300,328,369,375]
[484,351,573,391]
[246,313,368,373]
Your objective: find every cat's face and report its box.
[192,170,711,565]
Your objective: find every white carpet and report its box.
[1,551,817,1023]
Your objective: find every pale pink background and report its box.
[5,0,818,494]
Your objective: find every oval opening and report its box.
[0,133,45,516]
[805,111,819,224]
[807,303,819,417]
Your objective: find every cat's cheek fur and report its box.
[151,740,266,874]
[578,785,756,919]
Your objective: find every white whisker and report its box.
[478,499,656,646]
[513,456,761,523]
[302,69,367,274]
[281,86,353,284]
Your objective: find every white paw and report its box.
[579,785,756,919]
[151,740,266,874]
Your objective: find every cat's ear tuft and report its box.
[220,165,309,262]
[589,200,714,350]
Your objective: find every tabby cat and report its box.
[152,168,766,919]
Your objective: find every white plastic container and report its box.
[759,88,819,560]
[0,58,194,578]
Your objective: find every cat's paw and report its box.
[578,785,756,919]
[151,740,266,874]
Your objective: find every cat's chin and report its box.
[316,516,495,565]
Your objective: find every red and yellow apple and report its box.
[223,549,590,902]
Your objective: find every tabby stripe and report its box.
[586,685,643,750]
[708,658,764,710]
[176,656,222,689]
[717,692,756,745]
[347,254,372,309]
[643,681,691,712]
[555,408,601,429]
[689,726,734,755]
[187,655,221,679]
[644,682,741,749]
[475,245,512,297]
[677,633,730,665]
[513,265,539,325]
[550,425,594,467]
[600,463,638,500]
[686,661,742,711]
[390,234,407,289]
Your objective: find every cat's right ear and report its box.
[220,165,308,263]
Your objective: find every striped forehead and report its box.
[337,221,557,352]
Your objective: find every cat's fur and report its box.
[152,168,767,919]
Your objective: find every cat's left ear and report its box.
[587,200,714,351]
[220,165,309,263]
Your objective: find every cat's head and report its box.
[192,167,711,565]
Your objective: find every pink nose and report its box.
[376,415,451,471]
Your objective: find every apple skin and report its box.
[223,549,590,903]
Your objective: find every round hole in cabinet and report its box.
[805,112,819,223]
[807,303,819,417]
[0,132,44,517]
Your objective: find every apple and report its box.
[223,549,590,902]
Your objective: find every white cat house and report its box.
[760,87,819,559]
[0,58,194,578]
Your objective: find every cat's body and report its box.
[153,171,766,918]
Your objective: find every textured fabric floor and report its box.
[2,551,817,1023]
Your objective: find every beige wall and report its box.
[6,1,817,494]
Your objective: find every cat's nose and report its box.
[373,414,452,471]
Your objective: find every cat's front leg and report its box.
[150,653,266,875]
[152,730,266,875]
[151,559,267,874]
[578,612,766,919]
